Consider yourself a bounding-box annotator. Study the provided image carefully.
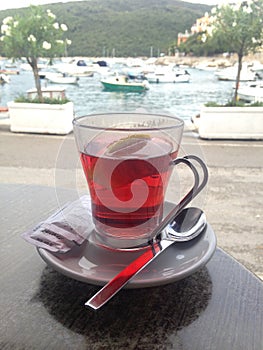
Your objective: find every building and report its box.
[177,12,212,46]
[177,30,191,46]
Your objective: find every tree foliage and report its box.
[0,5,70,101]
[207,0,263,103]
[177,30,229,56]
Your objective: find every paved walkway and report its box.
[1,123,262,280]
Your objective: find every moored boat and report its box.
[0,106,9,120]
[0,69,19,75]
[101,75,150,92]
[237,81,263,103]
[145,66,190,83]
[0,74,10,84]
[215,63,256,81]
[45,73,79,85]
[55,58,96,76]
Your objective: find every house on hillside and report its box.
[177,30,191,46]
[177,12,211,46]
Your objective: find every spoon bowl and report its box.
[165,207,207,242]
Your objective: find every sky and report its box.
[0,0,225,12]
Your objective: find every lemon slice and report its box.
[106,134,151,157]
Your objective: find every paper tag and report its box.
[21,195,95,253]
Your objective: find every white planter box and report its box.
[197,106,263,140]
[8,101,74,134]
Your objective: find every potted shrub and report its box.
[195,0,263,139]
[0,5,74,134]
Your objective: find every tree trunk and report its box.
[234,54,242,105]
[27,57,43,102]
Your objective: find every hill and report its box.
[0,0,210,57]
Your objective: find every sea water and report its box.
[0,67,234,121]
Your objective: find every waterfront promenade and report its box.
[1,122,262,280]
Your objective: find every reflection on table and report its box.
[1,184,262,350]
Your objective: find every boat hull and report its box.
[101,81,147,92]
[46,76,79,84]
[237,83,263,103]
[215,65,256,82]
[146,72,190,83]
[145,67,190,83]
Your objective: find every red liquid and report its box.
[80,135,178,241]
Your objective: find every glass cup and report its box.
[73,112,205,250]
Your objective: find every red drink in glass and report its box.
[73,113,184,249]
[80,134,178,245]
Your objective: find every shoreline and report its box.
[155,52,263,68]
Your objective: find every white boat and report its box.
[45,73,79,85]
[215,63,256,81]
[20,62,47,71]
[5,60,18,68]
[54,58,96,76]
[39,71,61,79]
[0,74,10,84]
[237,81,263,103]
[145,66,190,83]
[250,61,263,79]
[195,62,218,71]
[250,61,263,73]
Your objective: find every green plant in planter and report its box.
[0,5,72,102]
[205,100,263,107]
[205,0,263,105]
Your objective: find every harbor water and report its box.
[0,68,234,121]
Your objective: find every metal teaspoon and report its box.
[86,207,207,310]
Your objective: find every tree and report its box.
[0,5,71,102]
[207,0,263,104]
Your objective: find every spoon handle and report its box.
[86,239,173,310]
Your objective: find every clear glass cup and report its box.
[73,112,196,249]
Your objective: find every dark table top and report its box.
[1,184,262,350]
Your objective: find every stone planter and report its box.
[8,101,74,134]
[195,106,263,140]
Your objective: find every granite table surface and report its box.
[1,184,262,350]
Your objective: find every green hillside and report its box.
[0,0,210,57]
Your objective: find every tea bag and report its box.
[21,195,95,253]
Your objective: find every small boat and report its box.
[101,75,150,92]
[194,62,218,71]
[250,61,263,79]
[145,66,190,83]
[0,106,9,122]
[237,81,263,103]
[55,59,96,76]
[5,60,18,68]
[20,62,47,71]
[0,74,10,84]
[0,106,9,113]
[69,71,94,77]
[38,71,59,79]
[215,63,256,81]
[45,73,79,85]
[0,69,19,75]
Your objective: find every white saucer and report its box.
[37,223,216,289]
